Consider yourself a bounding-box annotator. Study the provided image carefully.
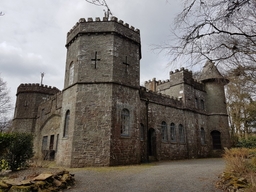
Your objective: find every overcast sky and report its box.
[0,0,185,116]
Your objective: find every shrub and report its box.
[223,148,250,174]
[0,133,34,171]
[236,136,256,148]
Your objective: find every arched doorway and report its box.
[148,128,156,157]
[211,130,221,149]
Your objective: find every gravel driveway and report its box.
[65,158,225,192]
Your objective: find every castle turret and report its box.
[200,61,229,114]
[58,16,142,167]
[200,61,231,149]
[64,16,141,89]
[12,84,60,133]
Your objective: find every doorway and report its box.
[211,130,221,149]
[148,128,156,157]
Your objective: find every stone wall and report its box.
[33,92,62,161]
[110,85,141,165]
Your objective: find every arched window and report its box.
[121,109,130,136]
[69,62,74,86]
[161,121,167,142]
[200,99,205,110]
[195,98,199,109]
[200,127,206,145]
[179,124,185,143]
[170,123,176,142]
[140,123,144,141]
[63,110,70,137]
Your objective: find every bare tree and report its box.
[165,0,256,70]
[0,76,12,132]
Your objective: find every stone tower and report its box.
[57,17,141,167]
[12,84,60,133]
[200,61,231,149]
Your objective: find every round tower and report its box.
[200,61,231,150]
[200,61,229,114]
[12,83,60,133]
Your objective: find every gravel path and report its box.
[65,158,225,192]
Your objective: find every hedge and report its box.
[0,133,34,171]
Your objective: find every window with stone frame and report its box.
[63,110,70,138]
[140,123,145,141]
[56,134,59,152]
[170,123,176,142]
[69,62,74,86]
[200,127,206,145]
[200,99,205,110]
[161,121,168,142]
[42,136,48,151]
[121,108,130,136]
[195,98,199,109]
[179,124,185,143]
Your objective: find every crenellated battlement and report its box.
[17,83,60,96]
[140,86,183,108]
[66,16,140,48]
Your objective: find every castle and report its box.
[12,16,231,167]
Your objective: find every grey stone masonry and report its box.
[11,16,231,168]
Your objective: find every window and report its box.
[69,62,74,85]
[161,121,167,142]
[41,109,45,117]
[140,123,144,141]
[179,124,185,143]
[121,109,130,136]
[200,128,206,145]
[56,134,59,152]
[200,99,205,110]
[63,110,70,137]
[195,98,199,109]
[170,123,176,142]
[49,135,54,150]
[42,136,48,151]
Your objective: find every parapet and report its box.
[66,16,141,48]
[17,83,60,96]
[140,86,183,108]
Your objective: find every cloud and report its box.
[0,42,50,76]
[0,0,185,116]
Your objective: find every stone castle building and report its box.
[12,16,231,167]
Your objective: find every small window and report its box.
[49,135,54,150]
[200,99,205,110]
[200,128,206,145]
[195,98,199,109]
[41,109,45,117]
[42,136,48,151]
[69,62,74,86]
[56,134,59,152]
[161,121,167,142]
[179,124,185,143]
[170,123,176,142]
[140,123,144,141]
[63,110,70,137]
[121,109,130,136]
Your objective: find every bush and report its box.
[0,133,34,171]
[236,136,256,148]
[223,148,250,174]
